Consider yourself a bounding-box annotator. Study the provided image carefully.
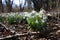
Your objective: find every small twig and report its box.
[0,23,8,30]
[0,32,40,40]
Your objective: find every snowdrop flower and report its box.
[2,15,5,17]
[35,13,39,16]
[39,8,46,16]
[42,20,45,23]
[31,16,35,18]
[30,10,36,15]
[39,8,46,14]
[24,12,28,15]
[24,13,31,17]
[39,14,43,18]
[23,16,26,19]
[26,18,29,20]
[47,13,51,16]
[42,14,47,19]
[35,20,38,23]
[31,10,36,14]
[9,13,14,16]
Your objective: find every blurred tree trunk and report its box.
[56,0,59,8]
[22,0,32,12]
[19,0,24,12]
[5,0,13,12]
[31,0,58,11]
[31,0,49,11]
[0,0,3,12]
[32,0,42,12]
[27,0,31,10]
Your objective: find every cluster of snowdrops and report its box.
[0,9,48,31]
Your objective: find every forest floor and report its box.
[0,13,60,40]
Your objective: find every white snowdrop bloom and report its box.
[39,9,46,16]
[31,10,36,14]
[39,9,47,20]
[24,13,31,18]
[39,14,43,18]
[24,12,28,14]
[30,11,36,16]
[42,20,45,23]
[35,20,38,23]
[47,13,51,16]
[23,16,26,19]
[42,14,47,19]
[42,16,47,23]
[39,8,46,14]
[24,12,28,16]
[26,18,29,20]
[31,13,35,16]
[9,13,13,16]
[2,14,6,17]
[24,13,30,17]
[39,12,43,18]
[35,13,39,16]
[31,15,35,18]
[7,13,10,15]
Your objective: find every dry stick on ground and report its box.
[0,23,9,30]
[0,32,40,40]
